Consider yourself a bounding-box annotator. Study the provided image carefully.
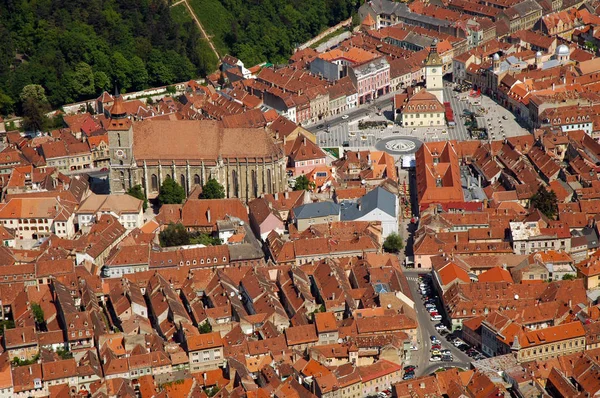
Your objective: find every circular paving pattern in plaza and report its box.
[375,136,423,155]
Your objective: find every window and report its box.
[151,174,158,192]
[194,174,201,185]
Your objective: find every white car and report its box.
[341,115,349,120]
[431,314,442,321]
[425,303,436,309]
[427,307,438,314]
[435,323,447,331]
[429,356,442,362]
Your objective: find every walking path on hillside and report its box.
[171,0,220,61]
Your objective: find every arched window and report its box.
[231,170,238,197]
[250,170,257,198]
[266,169,272,193]
[151,174,158,192]
[119,171,125,191]
[166,174,171,180]
[194,174,201,185]
[180,174,186,191]
[117,133,121,147]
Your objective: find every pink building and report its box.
[286,134,327,176]
[350,57,391,104]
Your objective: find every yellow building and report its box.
[399,90,445,127]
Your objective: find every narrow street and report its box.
[403,270,471,377]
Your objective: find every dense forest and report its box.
[0,0,357,115]
[0,0,218,114]
[194,0,358,66]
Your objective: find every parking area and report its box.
[404,271,480,376]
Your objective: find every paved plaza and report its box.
[315,85,530,153]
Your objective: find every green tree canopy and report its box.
[127,184,148,211]
[200,178,225,199]
[20,85,50,133]
[159,223,190,247]
[562,274,577,281]
[383,233,404,253]
[0,0,218,110]
[158,177,186,205]
[294,175,310,191]
[531,186,558,219]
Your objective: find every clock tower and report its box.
[425,40,444,104]
[107,94,135,193]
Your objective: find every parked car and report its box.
[429,355,442,362]
[403,373,415,380]
[425,303,436,309]
[431,314,442,321]
[404,366,416,372]
[427,307,438,314]
[441,349,451,355]
[342,114,349,120]
[431,344,442,350]
[435,323,447,331]
[430,336,440,343]
[442,354,453,362]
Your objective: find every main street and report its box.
[403,269,471,377]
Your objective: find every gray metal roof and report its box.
[340,186,396,220]
[293,201,340,219]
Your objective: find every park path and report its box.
[171,0,220,61]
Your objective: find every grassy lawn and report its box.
[310,26,348,49]
[187,0,232,55]
[170,3,193,24]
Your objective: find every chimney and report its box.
[275,192,279,201]
[420,383,426,389]
[207,208,211,223]
[29,367,32,375]
[285,191,289,199]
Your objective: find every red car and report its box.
[431,344,442,350]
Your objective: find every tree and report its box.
[383,233,404,253]
[158,177,186,205]
[20,84,50,132]
[562,274,577,281]
[531,186,558,219]
[31,303,44,326]
[159,223,190,247]
[127,184,148,211]
[198,321,212,334]
[20,84,48,103]
[294,175,310,191]
[200,178,225,199]
[0,90,14,115]
[190,233,222,246]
